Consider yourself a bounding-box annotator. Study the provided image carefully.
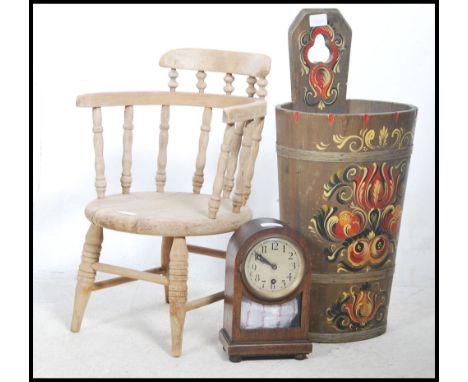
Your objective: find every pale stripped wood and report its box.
[192,107,212,193]
[92,262,169,285]
[232,120,254,213]
[74,49,271,358]
[257,76,268,99]
[71,224,103,332]
[161,236,174,303]
[192,71,211,193]
[85,192,252,237]
[222,75,257,199]
[187,244,226,259]
[208,123,235,219]
[168,68,179,91]
[92,107,106,198]
[246,76,257,97]
[185,291,224,312]
[222,70,239,199]
[76,91,257,108]
[156,105,170,192]
[120,105,134,194]
[196,70,207,93]
[224,73,234,95]
[77,91,257,108]
[169,237,189,357]
[243,118,265,205]
[76,92,266,124]
[160,48,271,77]
[92,267,164,291]
[222,100,266,124]
[222,122,244,199]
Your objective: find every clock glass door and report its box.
[240,295,302,330]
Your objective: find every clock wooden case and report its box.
[220,218,313,362]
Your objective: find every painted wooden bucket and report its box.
[275,9,417,342]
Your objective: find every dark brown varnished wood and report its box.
[219,329,311,362]
[275,101,417,343]
[277,8,417,343]
[221,218,313,360]
[289,9,352,113]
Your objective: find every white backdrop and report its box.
[33,4,435,287]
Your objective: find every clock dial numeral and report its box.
[244,238,304,299]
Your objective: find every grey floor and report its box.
[33,270,435,378]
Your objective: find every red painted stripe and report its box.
[363,114,370,125]
[394,112,399,122]
[294,111,299,123]
[328,114,335,124]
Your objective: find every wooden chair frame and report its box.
[70,48,271,357]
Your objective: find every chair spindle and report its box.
[92,107,106,199]
[168,68,179,92]
[224,73,235,95]
[156,105,170,192]
[257,76,268,99]
[192,107,213,193]
[232,120,254,213]
[246,76,257,97]
[192,71,211,193]
[196,70,207,93]
[221,73,240,199]
[240,76,266,204]
[242,117,265,205]
[208,122,235,219]
[222,76,258,199]
[222,122,244,199]
[120,105,134,194]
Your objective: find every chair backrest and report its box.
[159,48,271,97]
[77,49,271,219]
[158,48,271,217]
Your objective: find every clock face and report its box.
[242,237,305,300]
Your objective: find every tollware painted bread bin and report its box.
[275,9,418,342]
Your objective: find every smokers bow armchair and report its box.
[70,48,271,357]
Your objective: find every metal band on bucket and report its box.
[311,267,395,284]
[276,144,413,162]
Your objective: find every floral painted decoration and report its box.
[308,160,407,272]
[326,282,387,331]
[299,25,345,110]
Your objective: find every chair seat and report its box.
[85,192,252,236]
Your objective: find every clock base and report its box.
[219,329,312,362]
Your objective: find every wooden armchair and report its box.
[70,48,271,357]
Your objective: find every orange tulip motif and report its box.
[309,160,407,272]
[326,282,387,331]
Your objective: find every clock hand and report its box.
[254,252,277,270]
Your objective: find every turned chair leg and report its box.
[168,237,188,357]
[161,236,174,304]
[70,224,103,332]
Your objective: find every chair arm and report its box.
[222,100,267,124]
[76,91,262,111]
